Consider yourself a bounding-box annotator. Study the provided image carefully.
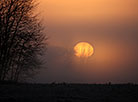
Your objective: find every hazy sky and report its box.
[35,0,138,83]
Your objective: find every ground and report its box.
[0,83,138,102]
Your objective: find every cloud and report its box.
[35,44,138,83]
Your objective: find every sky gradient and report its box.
[35,0,138,83]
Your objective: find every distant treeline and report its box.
[0,83,137,102]
[0,0,47,82]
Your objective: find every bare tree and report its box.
[0,0,47,82]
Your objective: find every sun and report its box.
[74,42,94,58]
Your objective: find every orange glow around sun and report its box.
[74,42,94,58]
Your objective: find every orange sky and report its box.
[39,0,138,22]
[36,0,138,83]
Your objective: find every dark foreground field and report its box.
[0,83,138,102]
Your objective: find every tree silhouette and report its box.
[0,0,47,82]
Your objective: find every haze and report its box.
[35,0,138,83]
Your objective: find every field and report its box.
[0,83,138,102]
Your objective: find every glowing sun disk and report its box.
[74,42,94,58]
